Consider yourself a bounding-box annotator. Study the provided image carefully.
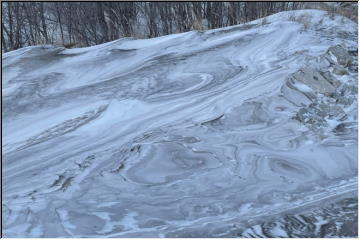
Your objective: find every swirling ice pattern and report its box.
[2,10,357,237]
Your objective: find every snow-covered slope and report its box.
[2,10,358,237]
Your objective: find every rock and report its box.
[327,45,352,67]
[332,84,357,105]
[333,122,356,136]
[291,68,335,95]
[319,71,342,87]
[281,81,313,107]
[317,103,345,119]
[293,106,327,127]
[348,49,357,57]
[225,102,270,126]
[332,65,348,75]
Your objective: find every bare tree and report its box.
[1,1,315,52]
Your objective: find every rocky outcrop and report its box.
[282,45,357,133]
[291,68,336,94]
[327,45,352,67]
[281,67,338,107]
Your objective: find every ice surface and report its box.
[2,10,358,237]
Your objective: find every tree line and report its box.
[2,2,305,52]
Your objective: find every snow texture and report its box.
[2,10,358,237]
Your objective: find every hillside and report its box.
[2,10,358,237]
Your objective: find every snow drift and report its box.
[2,10,358,237]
